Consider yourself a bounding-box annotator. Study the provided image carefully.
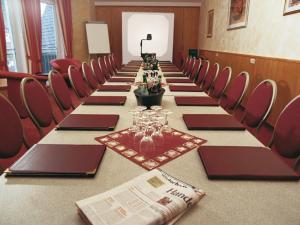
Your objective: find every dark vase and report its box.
[134,88,165,108]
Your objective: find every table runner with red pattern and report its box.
[95,128,206,170]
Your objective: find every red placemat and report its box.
[95,128,206,170]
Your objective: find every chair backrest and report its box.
[82,62,98,90]
[189,59,201,81]
[98,57,110,80]
[108,54,116,73]
[220,71,249,110]
[180,56,189,71]
[195,60,210,85]
[182,57,192,75]
[111,53,121,70]
[0,94,25,158]
[201,62,219,92]
[242,79,277,128]
[91,59,105,84]
[271,95,300,158]
[50,58,81,74]
[68,65,90,98]
[185,57,195,76]
[20,77,57,137]
[210,66,232,98]
[48,70,75,115]
[104,55,114,76]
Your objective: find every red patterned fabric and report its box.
[0,3,8,71]
[56,0,72,58]
[82,62,98,90]
[22,78,53,127]
[243,80,275,127]
[21,0,42,74]
[91,59,105,84]
[68,66,89,98]
[0,95,23,158]
[221,72,248,110]
[49,70,73,110]
[202,63,219,92]
[195,60,209,85]
[210,67,231,98]
[272,96,300,158]
[96,128,206,170]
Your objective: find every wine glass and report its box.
[151,115,165,151]
[139,125,155,157]
[161,109,173,133]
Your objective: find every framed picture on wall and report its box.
[283,0,300,15]
[207,10,214,38]
[227,0,250,30]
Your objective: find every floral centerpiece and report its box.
[134,71,165,108]
[142,54,159,71]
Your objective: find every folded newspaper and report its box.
[76,169,205,225]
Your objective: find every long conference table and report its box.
[0,66,299,225]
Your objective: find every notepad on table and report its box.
[198,146,299,180]
[175,96,219,106]
[169,85,203,92]
[183,114,245,130]
[166,78,193,83]
[56,114,119,131]
[82,96,127,105]
[97,85,131,92]
[5,144,106,177]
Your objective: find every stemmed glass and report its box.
[161,109,173,133]
[139,122,155,157]
[151,114,165,151]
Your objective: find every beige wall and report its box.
[198,0,300,60]
[72,0,95,62]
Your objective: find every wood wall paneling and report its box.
[95,6,200,67]
[200,50,300,126]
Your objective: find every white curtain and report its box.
[6,0,28,73]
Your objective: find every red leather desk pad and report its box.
[115,73,137,77]
[198,146,299,180]
[175,96,219,106]
[56,114,119,131]
[166,78,193,83]
[97,85,131,92]
[163,73,184,77]
[108,77,135,82]
[82,96,127,105]
[6,144,106,177]
[95,128,206,170]
[169,85,203,92]
[183,114,245,130]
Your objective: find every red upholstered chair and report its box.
[269,95,300,174]
[50,58,82,81]
[201,62,220,92]
[68,65,90,99]
[189,59,202,82]
[180,56,189,71]
[98,57,111,80]
[0,94,29,173]
[20,77,58,138]
[0,71,48,119]
[240,79,277,129]
[209,66,232,99]
[104,55,115,77]
[48,70,76,116]
[195,60,210,86]
[81,62,99,90]
[91,59,105,84]
[220,71,249,112]
[184,57,195,77]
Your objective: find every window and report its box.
[1,0,17,72]
[41,0,58,73]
